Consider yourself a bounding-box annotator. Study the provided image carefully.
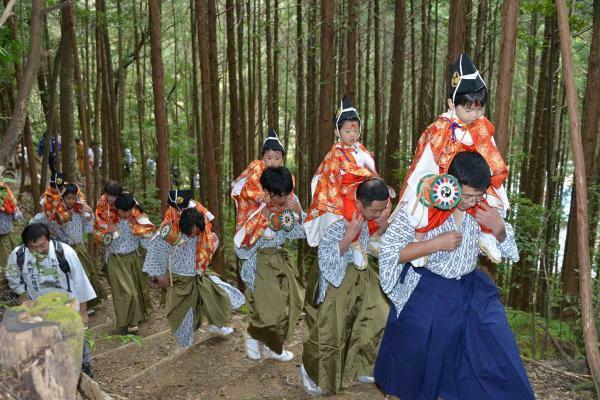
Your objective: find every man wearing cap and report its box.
[143,190,244,348]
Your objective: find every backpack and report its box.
[16,240,72,292]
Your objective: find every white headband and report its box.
[335,104,362,138]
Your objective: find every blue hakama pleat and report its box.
[374,265,534,400]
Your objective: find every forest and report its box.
[0,0,599,398]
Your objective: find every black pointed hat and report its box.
[49,172,66,189]
[168,189,193,210]
[261,127,285,155]
[333,95,361,130]
[449,53,486,103]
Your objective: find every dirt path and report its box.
[87,278,594,400]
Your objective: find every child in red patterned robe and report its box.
[391,54,510,263]
[231,127,288,250]
[304,96,390,266]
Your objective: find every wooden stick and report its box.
[521,355,592,382]
[121,334,214,385]
[91,328,170,359]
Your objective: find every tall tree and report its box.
[196,0,223,273]
[148,0,170,212]
[416,0,432,138]
[555,0,600,392]
[519,13,538,183]
[306,0,319,174]
[510,15,556,310]
[494,0,520,156]
[0,0,44,168]
[562,0,600,314]
[4,0,40,210]
[373,0,382,164]
[60,0,77,182]
[134,0,148,196]
[317,0,334,161]
[345,0,357,101]
[446,0,466,91]
[236,0,248,166]
[66,1,92,204]
[226,0,245,178]
[384,0,406,185]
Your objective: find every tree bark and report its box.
[373,0,382,164]
[494,0,520,157]
[562,0,600,317]
[226,0,244,178]
[5,0,40,210]
[318,0,334,161]
[363,0,372,147]
[148,0,171,212]
[236,0,247,166]
[445,0,466,92]
[306,0,319,174]
[65,1,92,204]
[416,0,432,138]
[196,0,222,273]
[384,0,406,185]
[509,15,554,310]
[59,0,75,180]
[345,0,357,101]
[0,0,44,169]
[555,0,600,392]
[519,13,538,187]
[133,0,148,196]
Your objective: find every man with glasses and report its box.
[4,223,97,376]
[375,152,534,399]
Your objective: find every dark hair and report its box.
[336,116,360,130]
[22,223,50,245]
[450,86,487,108]
[260,167,294,196]
[356,178,389,207]
[62,183,79,197]
[104,180,123,197]
[448,151,491,191]
[115,193,136,211]
[179,208,206,235]
[261,148,285,157]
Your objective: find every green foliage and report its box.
[505,307,580,359]
[509,194,547,257]
[85,327,144,351]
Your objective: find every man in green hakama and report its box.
[235,167,305,362]
[300,178,391,395]
[144,191,244,348]
[100,193,154,335]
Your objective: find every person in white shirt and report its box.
[5,223,97,376]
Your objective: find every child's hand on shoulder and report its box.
[344,210,364,240]
[284,196,302,215]
[473,203,506,241]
